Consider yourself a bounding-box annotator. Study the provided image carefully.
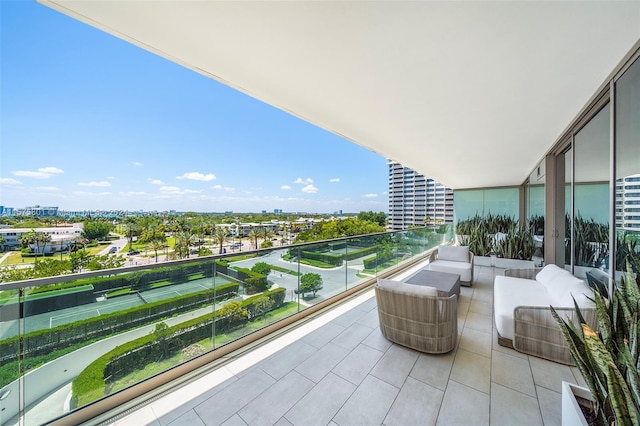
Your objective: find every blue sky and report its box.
[0,1,388,214]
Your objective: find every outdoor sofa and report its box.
[428,245,474,286]
[493,264,597,365]
[375,278,457,354]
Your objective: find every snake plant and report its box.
[551,262,640,425]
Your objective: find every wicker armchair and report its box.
[375,280,458,354]
[499,268,598,365]
[428,246,474,286]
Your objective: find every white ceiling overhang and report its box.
[39,1,640,189]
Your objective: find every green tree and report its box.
[122,219,140,251]
[87,254,126,271]
[33,258,72,277]
[299,273,323,296]
[70,249,93,272]
[218,301,249,328]
[151,322,171,358]
[251,262,272,277]
[248,227,260,249]
[253,296,274,319]
[19,230,52,257]
[211,225,229,254]
[82,221,112,241]
[148,239,167,263]
[0,235,6,251]
[357,211,387,227]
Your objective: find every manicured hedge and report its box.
[72,288,286,407]
[233,267,268,293]
[299,251,343,266]
[0,282,239,365]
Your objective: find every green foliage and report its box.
[235,267,268,293]
[82,221,112,241]
[251,262,272,277]
[0,282,240,384]
[299,273,323,296]
[551,263,640,426]
[198,246,213,257]
[493,226,535,260]
[357,211,387,227]
[295,217,385,244]
[72,287,286,406]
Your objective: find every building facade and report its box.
[387,160,453,231]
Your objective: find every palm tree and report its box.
[175,231,196,259]
[258,227,274,248]
[19,230,52,258]
[248,227,260,249]
[211,226,229,254]
[148,239,167,263]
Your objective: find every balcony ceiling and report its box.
[40,1,640,189]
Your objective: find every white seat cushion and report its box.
[428,259,471,282]
[377,278,438,297]
[494,275,549,340]
[438,245,470,262]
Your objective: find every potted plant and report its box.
[551,261,640,425]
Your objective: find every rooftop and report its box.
[103,262,583,426]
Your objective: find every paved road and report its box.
[231,249,371,303]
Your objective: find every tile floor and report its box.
[111,264,587,426]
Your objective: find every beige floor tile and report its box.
[450,349,491,393]
[437,380,489,426]
[459,327,492,357]
[491,350,536,397]
[490,382,543,426]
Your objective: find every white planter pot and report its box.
[494,258,535,269]
[561,381,592,426]
[474,255,492,266]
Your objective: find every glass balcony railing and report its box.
[0,226,453,425]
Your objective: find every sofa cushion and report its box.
[438,245,469,263]
[377,278,438,297]
[428,260,471,282]
[494,275,549,340]
[556,279,595,308]
[535,264,569,288]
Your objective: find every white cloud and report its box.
[160,186,180,192]
[78,181,112,187]
[281,185,292,190]
[329,178,340,182]
[13,167,64,179]
[120,191,146,196]
[294,177,313,185]
[35,186,61,191]
[361,193,378,198]
[211,185,223,190]
[159,186,202,195]
[224,187,235,192]
[177,172,216,181]
[301,184,318,194]
[0,177,21,185]
[149,179,164,185]
[131,161,144,167]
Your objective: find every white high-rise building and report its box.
[387,160,453,231]
[616,174,640,232]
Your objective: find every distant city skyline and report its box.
[0,2,388,214]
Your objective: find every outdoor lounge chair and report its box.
[375,278,457,354]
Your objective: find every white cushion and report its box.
[535,264,568,287]
[556,279,595,308]
[428,259,472,282]
[494,275,549,340]
[437,245,470,263]
[377,278,438,297]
